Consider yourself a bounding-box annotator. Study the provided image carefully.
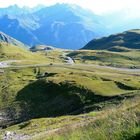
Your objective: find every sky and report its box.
[0,0,140,15]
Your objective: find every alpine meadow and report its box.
[0,1,140,140]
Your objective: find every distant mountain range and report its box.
[83,29,140,50]
[0,4,107,49]
[0,4,140,49]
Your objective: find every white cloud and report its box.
[0,0,140,14]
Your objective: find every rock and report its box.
[3,131,16,140]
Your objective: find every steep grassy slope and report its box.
[47,100,140,140]
[83,29,140,50]
[0,41,69,65]
[0,42,48,62]
[0,31,71,65]
[68,49,140,68]
[0,88,139,140]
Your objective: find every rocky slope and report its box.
[0,31,28,48]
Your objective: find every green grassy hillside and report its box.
[0,56,140,140]
[0,64,140,127]
[68,49,140,68]
[83,29,140,50]
[1,31,140,69]
[0,32,68,65]
[0,30,140,140]
[0,42,69,65]
[0,42,42,60]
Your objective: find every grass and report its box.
[0,42,67,65]
[45,65,140,96]
[67,49,140,68]
[0,65,139,124]
[48,103,140,140]
[0,43,140,140]
[0,95,139,140]
[1,42,140,68]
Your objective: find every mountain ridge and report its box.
[0,3,108,49]
[82,29,140,50]
[0,31,28,48]
[1,4,140,49]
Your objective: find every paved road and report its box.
[0,60,140,72]
[0,60,22,68]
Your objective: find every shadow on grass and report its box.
[16,79,85,119]
[127,132,140,140]
[14,79,133,122]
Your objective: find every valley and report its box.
[0,4,140,139]
[0,36,140,139]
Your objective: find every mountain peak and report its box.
[0,4,106,49]
[9,4,19,8]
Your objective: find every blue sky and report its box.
[0,0,140,15]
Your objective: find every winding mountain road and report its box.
[0,60,140,72]
[0,60,23,68]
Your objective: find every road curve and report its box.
[0,60,140,72]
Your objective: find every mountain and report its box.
[0,4,107,49]
[0,4,44,16]
[1,4,140,50]
[0,32,50,62]
[0,15,41,46]
[33,3,107,49]
[0,31,32,60]
[0,31,28,48]
[0,5,29,16]
[82,29,140,50]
